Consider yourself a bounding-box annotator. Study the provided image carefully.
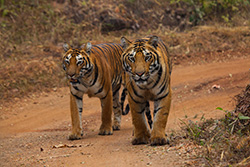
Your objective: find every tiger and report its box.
[62,42,126,140]
[120,35,172,146]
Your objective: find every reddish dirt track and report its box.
[0,56,249,167]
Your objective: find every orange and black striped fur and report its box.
[121,36,172,145]
[62,42,125,140]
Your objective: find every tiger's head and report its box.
[62,43,93,83]
[121,36,161,86]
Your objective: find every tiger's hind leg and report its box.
[112,87,122,130]
[69,93,83,140]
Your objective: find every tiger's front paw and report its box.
[132,136,150,145]
[150,137,169,146]
[99,126,113,135]
[68,133,82,140]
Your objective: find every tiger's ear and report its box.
[148,36,159,49]
[81,42,92,54]
[86,42,92,53]
[63,43,71,52]
[121,37,131,50]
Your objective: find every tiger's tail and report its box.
[145,101,153,129]
[121,88,130,115]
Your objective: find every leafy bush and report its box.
[171,0,250,24]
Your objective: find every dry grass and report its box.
[0,0,250,105]
[181,86,250,166]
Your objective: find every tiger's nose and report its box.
[136,72,144,77]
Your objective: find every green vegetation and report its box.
[170,0,250,24]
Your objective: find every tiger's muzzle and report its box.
[132,72,149,85]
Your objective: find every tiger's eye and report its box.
[77,58,84,66]
[145,53,152,62]
[77,61,83,66]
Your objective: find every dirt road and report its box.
[0,56,249,167]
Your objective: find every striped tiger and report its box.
[121,36,172,145]
[62,42,127,140]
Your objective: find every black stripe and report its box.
[94,45,108,61]
[154,106,163,115]
[112,76,120,89]
[114,43,124,53]
[122,104,130,115]
[150,65,159,74]
[131,82,144,98]
[90,61,98,87]
[112,86,120,97]
[94,81,105,95]
[157,74,169,95]
[120,87,127,114]
[100,86,111,100]
[157,82,166,95]
[163,112,169,116]
[71,92,82,100]
[145,101,152,128]
[113,105,118,109]
[106,43,123,60]
[104,43,115,54]
[84,57,93,77]
[79,108,82,113]
[73,86,79,91]
[159,69,167,88]
[128,91,144,104]
[123,53,131,72]
[155,91,169,101]
[84,65,93,78]
[137,85,147,90]
[151,65,162,89]
[120,88,127,101]
[147,80,153,85]
[151,50,160,66]
[86,56,91,68]
[137,105,146,114]
[145,111,153,129]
